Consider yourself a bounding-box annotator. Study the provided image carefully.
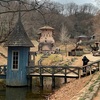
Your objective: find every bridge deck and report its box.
[29,73,78,78]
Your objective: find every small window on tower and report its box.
[12,51,19,70]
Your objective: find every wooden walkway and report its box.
[0,60,100,87]
[27,59,100,77]
[27,66,81,78]
[27,59,100,87]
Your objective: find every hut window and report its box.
[12,51,19,70]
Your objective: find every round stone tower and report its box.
[38,26,55,53]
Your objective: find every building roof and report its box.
[77,35,88,38]
[5,18,34,47]
[39,26,54,30]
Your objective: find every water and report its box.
[0,85,51,100]
[0,77,64,100]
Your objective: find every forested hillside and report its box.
[0,0,99,44]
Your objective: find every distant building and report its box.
[76,35,90,42]
[38,26,55,53]
[93,33,100,42]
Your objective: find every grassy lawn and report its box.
[35,53,75,66]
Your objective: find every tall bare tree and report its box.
[0,0,48,43]
[93,13,100,42]
[59,24,70,56]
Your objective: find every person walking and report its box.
[82,56,89,72]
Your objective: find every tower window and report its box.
[12,51,19,70]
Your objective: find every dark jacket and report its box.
[82,56,89,66]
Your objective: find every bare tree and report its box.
[64,3,78,16]
[0,0,97,45]
[59,24,70,56]
[93,13,100,42]
[79,3,98,15]
[0,0,48,43]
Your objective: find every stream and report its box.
[0,77,64,100]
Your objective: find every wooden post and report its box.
[64,68,67,83]
[89,65,92,75]
[33,54,35,66]
[4,65,7,75]
[52,67,55,88]
[78,68,81,79]
[30,76,32,88]
[40,76,43,88]
[82,66,86,76]
[98,62,100,71]
[27,76,32,87]
[85,66,87,76]
[96,62,98,71]
[40,67,43,88]
[52,76,55,88]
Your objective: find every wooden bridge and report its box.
[0,59,100,88]
[27,59,100,87]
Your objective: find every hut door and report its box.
[28,52,35,66]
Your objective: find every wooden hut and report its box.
[38,26,55,53]
[4,14,34,86]
[76,35,89,42]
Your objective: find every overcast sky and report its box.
[51,0,97,6]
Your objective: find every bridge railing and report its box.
[0,65,7,75]
[27,66,82,78]
[82,60,100,75]
[27,60,100,78]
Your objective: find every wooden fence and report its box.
[0,59,100,87]
[27,66,81,78]
[82,60,100,75]
[27,59,100,87]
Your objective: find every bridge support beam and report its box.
[27,76,32,87]
[78,69,81,79]
[64,68,67,83]
[98,62,100,71]
[64,77,67,83]
[40,76,43,88]
[52,76,55,88]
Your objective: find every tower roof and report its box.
[5,18,34,47]
[39,26,54,30]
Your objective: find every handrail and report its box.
[27,59,100,78]
[82,60,100,68]
[26,65,81,78]
[0,65,7,75]
[26,65,81,69]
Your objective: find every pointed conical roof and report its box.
[5,18,34,47]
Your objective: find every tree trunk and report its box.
[65,44,67,56]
